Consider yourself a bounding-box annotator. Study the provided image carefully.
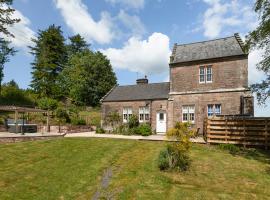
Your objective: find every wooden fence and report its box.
[205,116,270,148]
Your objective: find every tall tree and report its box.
[246,0,270,104]
[67,34,89,56]
[60,50,117,106]
[0,38,15,94]
[0,0,20,37]
[30,25,67,98]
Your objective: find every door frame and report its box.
[156,110,167,134]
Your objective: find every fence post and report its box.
[225,118,228,143]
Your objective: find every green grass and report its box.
[0,139,269,200]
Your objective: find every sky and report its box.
[1,0,269,116]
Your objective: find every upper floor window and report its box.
[123,107,132,123]
[139,106,150,123]
[199,66,212,83]
[207,104,221,117]
[182,105,195,123]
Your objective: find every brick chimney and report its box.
[136,75,148,85]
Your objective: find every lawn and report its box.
[0,138,269,200]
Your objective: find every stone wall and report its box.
[168,91,251,133]
[101,99,168,131]
[170,56,248,93]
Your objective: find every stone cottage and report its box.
[101,34,254,134]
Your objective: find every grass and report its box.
[0,138,269,200]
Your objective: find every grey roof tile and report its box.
[102,82,170,102]
[171,34,246,64]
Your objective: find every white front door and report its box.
[156,111,166,134]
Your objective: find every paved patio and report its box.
[65,131,206,143]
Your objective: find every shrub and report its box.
[158,122,195,171]
[218,144,240,155]
[128,115,139,128]
[71,118,86,125]
[96,127,105,134]
[137,123,152,136]
[37,97,58,111]
[105,111,121,128]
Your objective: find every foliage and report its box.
[105,111,121,127]
[112,124,130,135]
[66,34,89,56]
[137,123,152,136]
[71,118,86,126]
[37,97,58,111]
[158,145,191,171]
[96,127,105,134]
[158,122,195,171]
[0,38,16,94]
[59,50,117,106]
[0,80,34,106]
[55,107,70,124]
[218,144,241,155]
[30,24,67,98]
[245,0,270,104]
[128,114,139,129]
[0,0,20,37]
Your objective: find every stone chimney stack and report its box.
[136,75,148,85]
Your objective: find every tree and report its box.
[0,38,15,94]
[67,34,89,56]
[245,0,270,104]
[60,50,117,106]
[29,25,67,98]
[0,0,20,37]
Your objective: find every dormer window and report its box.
[199,65,212,83]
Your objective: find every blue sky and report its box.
[2,0,269,116]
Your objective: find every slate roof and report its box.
[101,82,170,102]
[170,34,247,64]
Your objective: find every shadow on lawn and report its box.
[218,144,270,165]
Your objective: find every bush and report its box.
[128,115,139,128]
[37,97,58,111]
[71,118,86,125]
[218,144,241,155]
[158,145,190,171]
[96,127,105,134]
[137,123,152,136]
[158,122,195,171]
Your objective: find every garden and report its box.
[0,138,269,199]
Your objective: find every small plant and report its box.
[96,127,105,134]
[71,118,86,125]
[218,144,241,155]
[158,122,195,171]
[137,123,152,136]
[128,115,139,129]
[105,111,121,128]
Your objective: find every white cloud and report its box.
[1,7,35,50]
[106,0,144,9]
[54,0,115,44]
[101,32,171,74]
[117,10,146,36]
[202,0,258,38]
[248,49,266,85]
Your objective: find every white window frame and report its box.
[207,104,221,117]
[182,105,195,123]
[123,107,132,123]
[139,106,150,123]
[199,65,212,83]
[206,66,213,83]
[199,66,205,83]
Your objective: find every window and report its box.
[199,66,205,83]
[207,104,221,117]
[206,66,212,82]
[182,105,195,123]
[139,106,150,122]
[123,107,132,123]
[199,66,212,83]
[159,113,164,121]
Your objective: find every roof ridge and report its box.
[117,82,169,87]
[176,35,235,47]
